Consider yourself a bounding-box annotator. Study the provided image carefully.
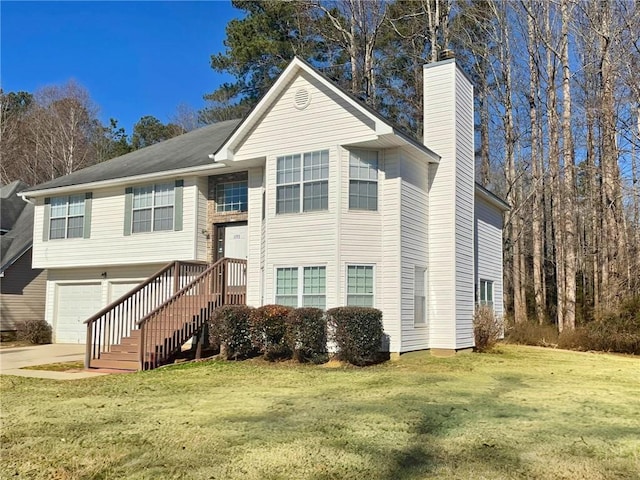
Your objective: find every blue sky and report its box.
[1,1,240,135]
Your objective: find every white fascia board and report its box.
[213,59,302,162]
[475,184,510,211]
[20,163,228,199]
[213,57,407,162]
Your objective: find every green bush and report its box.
[209,305,256,360]
[250,304,293,361]
[473,306,502,352]
[285,308,328,364]
[327,307,384,366]
[16,319,52,344]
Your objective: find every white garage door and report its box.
[109,282,141,303]
[55,283,102,344]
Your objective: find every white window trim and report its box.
[478,279,494,308]
[49,194,85,240]
[345,263,376,308]
[414,266,428,327]
[131,183,175,234]
[348,149,379,211]
[274,265,327,308]
[275,149,329,214]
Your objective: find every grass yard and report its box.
[1,345,638,480]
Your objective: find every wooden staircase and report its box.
[85,258,247,371]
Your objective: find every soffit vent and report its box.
[294,88,311,110]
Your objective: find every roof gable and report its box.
[214,57,438,163]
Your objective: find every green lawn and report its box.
[1,345,638,480]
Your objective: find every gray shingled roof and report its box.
[23,119,242,193]
[1,181,34,272]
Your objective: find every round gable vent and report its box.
[293,87,311,110]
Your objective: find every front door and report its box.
[214,222,248,260]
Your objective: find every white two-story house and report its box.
[21,56,508,370]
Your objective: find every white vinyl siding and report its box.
[346,265,374,307]
[132,183,174,233]
[32,179,202,269]
[474,192,505,320]
[424,60,475,350]
[399,149,430,351]
[276,150,328,214]
[49,195,85,239]
[349,150,378,210]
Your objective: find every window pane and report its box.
[153,206,174,231]
[347,266,374,307]
[487,281,493,303]
[303,267,326,294]
[303,150,329,181]
[67,195,85,216]
[302,295,326,309]
[132,208,152,233]
[50,197,67,218]
[216,181,248,212]
[67,216,84,238]
[349,150,378,180]
[349,180,377,210]
[276,268,298,295]
[133,186,153,208]
[49,218,66,239]
[277,155,300,184]
[154,183,174,207]
[415,267,426,325]
[276,267,298,307]
[303,181,328,211]
[276,185,300,214]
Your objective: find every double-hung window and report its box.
[276,150,328,214]
[414,267,427,326]
[346,265,374,307]
[275,266,326,309]
[132,183,174,233]
[479,279,494,308]
[216,181,248,212]
[349,150,378,211]
[49,195,85,239]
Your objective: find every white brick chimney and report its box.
[423,56,476,351]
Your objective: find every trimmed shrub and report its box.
[285,308,328,364]
[473,306,502,352]
[327,307,384,366]
[16,319,52,344]
[250,304,293,361]
[209,305,256,360]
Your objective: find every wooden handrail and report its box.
[84,260,208,369]
[138,257,247,370]
[84,262,181,325]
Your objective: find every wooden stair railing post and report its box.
[85,320,93,369]
[173,260,180,294]
[221,260,227,306]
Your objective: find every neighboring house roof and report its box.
[22,119,242,195]
[1,181,29,232]
[1,181,35,273]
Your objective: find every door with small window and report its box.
[213,222,248,261]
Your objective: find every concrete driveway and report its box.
[0,344,108,380]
